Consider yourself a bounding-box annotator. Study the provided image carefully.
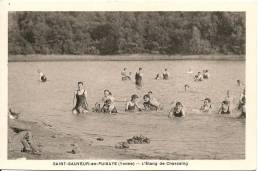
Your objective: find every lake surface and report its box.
[8,60,245,159]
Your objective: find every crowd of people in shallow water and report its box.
[8,65,246,156]
[66,67,246,118]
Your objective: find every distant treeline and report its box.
[8,12,245,55]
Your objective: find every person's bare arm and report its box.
[73,91,76,107]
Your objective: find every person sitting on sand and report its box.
[218,100,231,114]
[203,70,210,79]
[101,89,117,114]
[125,94,142,112]
[194,72,203,81]
[135,67,143,88]
[72,82,88,114]
[168,102,186,118]
[37,69,47,82]
[200,98,212,113]
[121,68,131,81]
[8,109,40,155]
[162,68,169,80]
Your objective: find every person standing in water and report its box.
[37,69,47,82]
[162,68,169,80]
[72,82,88,114]
[135,67,143,88]
[121,67,131,81]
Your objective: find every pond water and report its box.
[8,60,245,159]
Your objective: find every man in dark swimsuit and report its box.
[135,67,143,88]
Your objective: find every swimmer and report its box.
[143,94,158,111]
[72,82,88,114]
[168,102,186,118]
[218,100,231,114]
[146,91,161,110]
[237,80,241,86]
[101,89,117,114]
[155,73,160,80]
[162,68,169,80]
[203,70,209,79]
[125,94,142,112]
[37,70,47,82]
[121,68,131,81]
[187,68,193,74]
[238,88,246,118]
[135,67,143,88]
[194,72,203,81]
[184,84,190,92]
[200,98,212,113]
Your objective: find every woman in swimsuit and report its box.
[72,82,88,114]
[168,102,186,118]
[125,94,142,112]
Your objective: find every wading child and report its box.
[200,98,212,113]
[72,82,88,114]
[125,94,142,112]
[168,102,186,118]
[101,89,117,114]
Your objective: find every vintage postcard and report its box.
[0,0,257,170]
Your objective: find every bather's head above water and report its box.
[77,81,84,90]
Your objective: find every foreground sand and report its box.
[8,119,146,160]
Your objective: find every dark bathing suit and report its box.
[74,90,88,113]
[220,106,230,114]
[163,73,168,80]
[173,110,184,117]
[127,102,136,112]
[135,72,142,86]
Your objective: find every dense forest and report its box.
[8,12,245,55]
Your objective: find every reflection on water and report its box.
[8,60,245,159]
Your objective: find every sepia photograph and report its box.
[7,11,247,161]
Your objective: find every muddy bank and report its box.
[8,54,245,62]
[8,119,158,160]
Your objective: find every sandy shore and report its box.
[8,54,245,62]
[8,119,147,160]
